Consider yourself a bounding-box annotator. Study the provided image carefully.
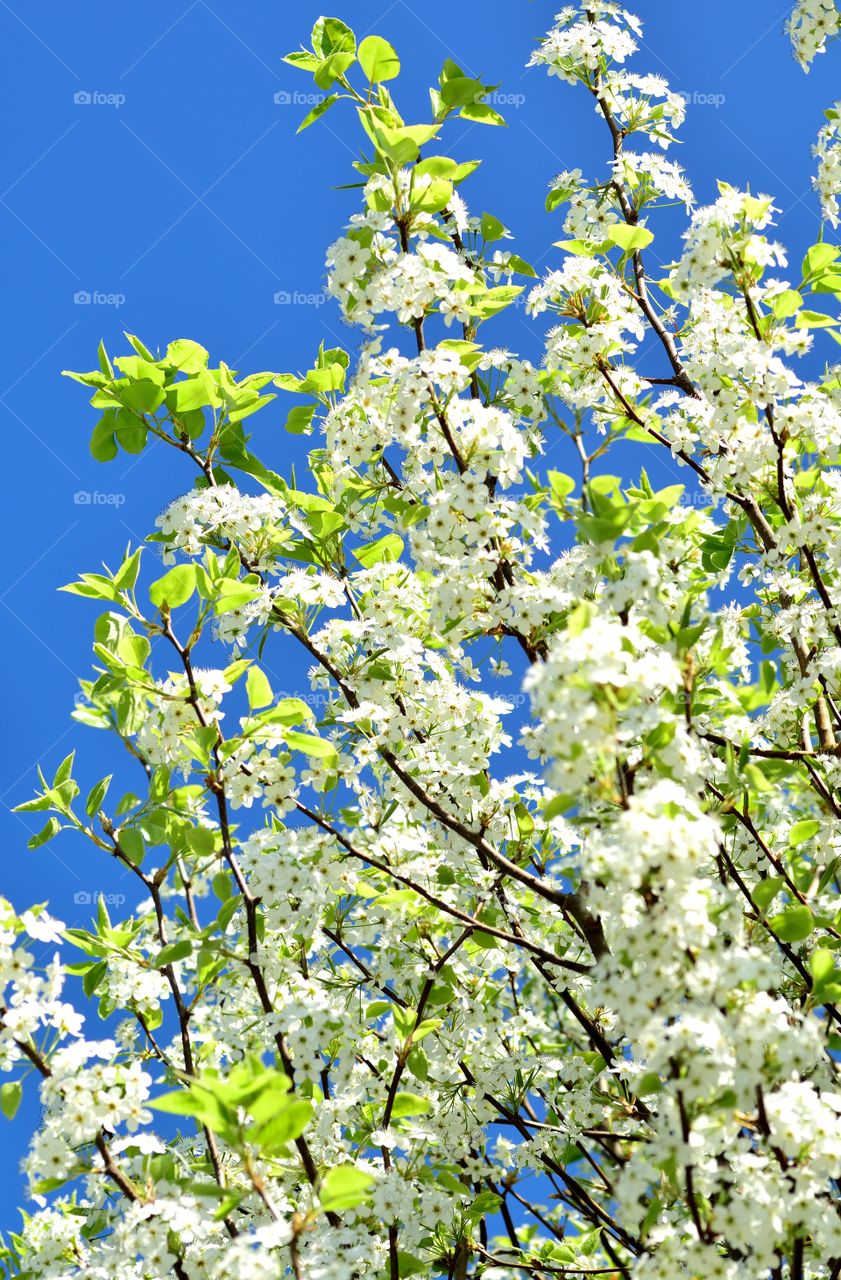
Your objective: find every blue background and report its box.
[0,0,837,1222]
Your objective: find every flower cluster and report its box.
[528,3,641,84]
[137,669,230,772]
[327,229,478,329]
[157,488,287,563]
[787,0,841,67]
[814,103,841,225]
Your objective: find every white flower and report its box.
[20,911,64,943]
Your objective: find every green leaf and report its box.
[117,380,166,414]
[114,547,143,591]
[301,364,346,394]
[411,1016,442,1043]
[185,827,216,856]
[358,35,400,83]
[319,1164,374,1213]
[314,50,356,89]
[802,242,840,281]
[469,1190,502,1219]
[309,509,344,538]
[514,802,534,839]
[83,960,108,997]
[28,818,61,850]
[283,50,321,71]
[119,828,145,866]
[480,213,506,243]
[298,93,339,133]
[90,413,118,462]
[459,101,505,126]
[113,412,148,453]
[283,731,337,765]
[360,116,440,165]
[809,265,841,294]
[0,1082,22,1121]
[769,905,814,943]
[213,579,262,613]
[390,1091,432,1118]
[415,155,459,180]
[165,339,210,373]
[553,238,602,257]
[507,253,536,277]
[97,339,112,377]
[113,355,165,384]
[353,533,404,567]
[607,224,654,252]
[124,333,156,361]
[54,752,76,786]
[796,309,841,328]
[790,819,821,845]
[149,564,196,610]
[810,947,835,986]
[770,289,803,319]
[13,795,52,814]
[155,940,193,967]
[85,775,112,817]
[311,16,356,58]
[168,373,220,413]
[543,793,575,821]
[412,177,453,215]
[466,284,522,319]
[548,471,575,502]
[440,76,485,108]
[285,405,316,434]
[743,763,772,793]
[223,658,252,684]
[151,1087,228,1131]
[396,1251,429,1276]
[752,876,785,913]
[406,1045,429,1081]
[248,1099,313,1154]
[252,697,314,727]
[246,666,273,710]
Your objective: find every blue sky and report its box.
[0,0,838,1223]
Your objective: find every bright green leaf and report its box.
[358,35,400,83]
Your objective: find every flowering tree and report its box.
[6,3,841,1277]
